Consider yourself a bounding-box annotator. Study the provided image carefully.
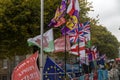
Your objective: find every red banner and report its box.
[11,51,40,80]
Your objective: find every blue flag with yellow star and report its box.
[43,57,64,80]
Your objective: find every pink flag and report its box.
[54,35,70,53]
[11,52,40,80]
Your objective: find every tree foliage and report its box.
[0,0,40,58]
[91,25,119,58]
[0,0,119,59]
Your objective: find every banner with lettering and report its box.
[11,51,40,80]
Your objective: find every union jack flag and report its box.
[67,21,90,43]
[79,21,90,42]
[67,29,86,43]
[79,21,90,32]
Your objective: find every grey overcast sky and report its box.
[88,0,120,42]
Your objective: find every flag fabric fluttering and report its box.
[97,54,106,65]
[79,21,91,47]
[91,46,97,60]
[67,0,80,18]
[70,41,85,57]
[43,57,64,80]
[54,17,66,27]
[67,0,80,16]
[11,51,40,80]
[67,26,87,43]
[86,48,93,62]
[48,0,67,27]
[68,28,80,43]
[79,22,90,31]
[66,15,78,30]
[65,0,80,30]
[54,35,71,53]
[65,21,90,44]
[61,26,71,35]
[27,28,54,52]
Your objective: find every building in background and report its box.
[0,55,26,80]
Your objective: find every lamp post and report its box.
[40,0,44,80]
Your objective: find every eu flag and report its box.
[43,57,64,80]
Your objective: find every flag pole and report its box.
[64,27,67,80]
[64,0,68,79]
[77,8,81,77]
[40,0,44,79]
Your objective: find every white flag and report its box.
[27,29,54,52]
[70,41,85,57]
[67,0,80,15]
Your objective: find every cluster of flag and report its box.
[11,52,66,80]
[11,50,106,80]
[27,23,90,56]
[27,0,91,60]
[11,0,107,80]
[27,0,95,66]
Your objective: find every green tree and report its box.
[0,0,40,58]
[91,25,119,58]
[0,0,119,59]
